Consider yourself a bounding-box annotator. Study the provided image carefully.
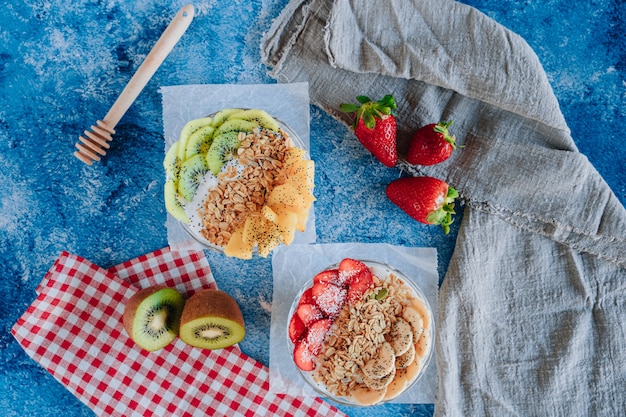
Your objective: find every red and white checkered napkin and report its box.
[12,248,346,417]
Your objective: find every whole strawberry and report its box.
[340,95,398,167]
[386,176,458,234]
[407,121,457,166]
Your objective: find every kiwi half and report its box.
[123,286,184,352]
[179,289,245,350]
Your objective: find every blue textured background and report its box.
[0,1,624,416]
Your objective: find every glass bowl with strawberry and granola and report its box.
[287,258,434,406]
[164,108,315,259]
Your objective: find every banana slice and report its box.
[350,385,387,406]
[401,355,422,384]
[402,306,424,343]
[362,366,396,390]
[412,298,431,330]
[387,317,413,356]
[362,342,395,379]
[395,342,415,370]
[383,371,408,401]
[415,328,432,360]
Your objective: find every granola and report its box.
[197,128,290,246]
[311,271,430,402]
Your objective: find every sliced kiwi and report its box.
[164,142,182,180]
[184,125,215,160]
[123,286,184,352]
[178,116,214,161]
[210,108,244,128]
[213,118,259,137]
[206,131,242,175]
[179,289,245,350]
[229,109,279,131]
[178,154,209,201]
[164,179,189,223]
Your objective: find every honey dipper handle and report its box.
[103,4,194,128]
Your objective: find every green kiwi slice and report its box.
[213,118,259,138]
[178,154,209,201]
[164,142,182,181]
[210,108,244,129]
[184,125,215,160]
[179,289,245,350]
[164,179,189,223]
[205,131,242,175]
[123,286,184,352]
[229,109,280,131]
[178,116,214,161]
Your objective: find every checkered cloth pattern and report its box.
[12,248,345,417]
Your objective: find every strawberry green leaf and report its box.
[433,121,457,149]
[339,103,361,113]
[362,111,376,129]
[425,186,458,234]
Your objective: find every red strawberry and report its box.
[293,338,316,371]
[288,313,307,343]
[311,281,346,318]
[338,258,369,287]
[340,95,398,167]
[306,318,333,355]
[296,303,324,327]
[347,268,375,304]
[298,287,316,306]
[313,269,341,286]
[386,176,459,234]
[407,121,457,166]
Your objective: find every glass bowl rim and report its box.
[177,109,307,253]
[286,259,435,406]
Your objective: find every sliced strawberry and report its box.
[311,281,346,318]
[296,303,324,327]
[298,287,316,306]
[293,338,316,371]
[347,268,375,304]
[338,258,369,287]
[288,313,307,343]
[313,269,340,285]
[306,318,333,356]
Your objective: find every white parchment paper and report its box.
[160,82,315,251]
[270,242,439,404]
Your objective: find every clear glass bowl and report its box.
[286,260,434,406]
[178,110,307,254]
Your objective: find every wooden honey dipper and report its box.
[74,4,195,165]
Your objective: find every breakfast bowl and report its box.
[164,108,314,259]
[286,258,434,406]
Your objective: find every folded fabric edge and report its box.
[260,0,316,81]
[469,201,626,270]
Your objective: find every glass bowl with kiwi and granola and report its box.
[163,108,314,259]
[286,258,434,406]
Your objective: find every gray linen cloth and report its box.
[261,0,626,415]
